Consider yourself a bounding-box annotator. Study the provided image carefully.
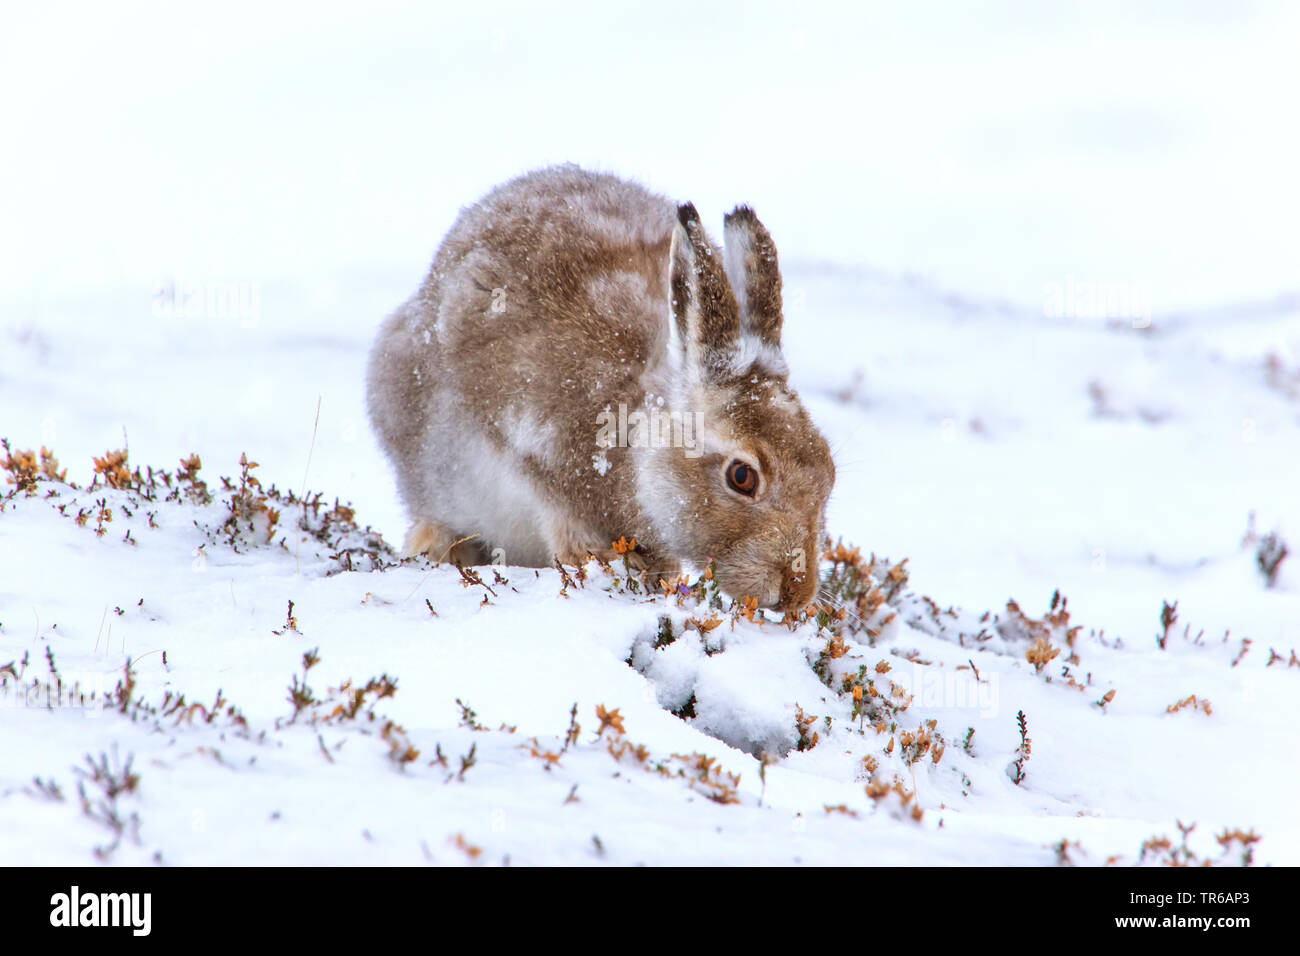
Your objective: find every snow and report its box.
[2,3,1298,866]
[3,260,1296,865]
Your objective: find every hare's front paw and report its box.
[591,543,683,590]
[542,515,603,569]
[403,518,485,566]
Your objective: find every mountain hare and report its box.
[367,165,834,611]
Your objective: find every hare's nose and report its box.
[777,569,816,613]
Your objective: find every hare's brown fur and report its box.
[367,165,834,610]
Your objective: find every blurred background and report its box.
[3,1,1297,306]
[2,0,1298,635]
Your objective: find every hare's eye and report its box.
[725,460,759,497]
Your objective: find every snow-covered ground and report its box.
[2,3,1298,866]
[2,256,1296,865]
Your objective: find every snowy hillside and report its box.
[2,259,1296,866]
[2,2,1297,868]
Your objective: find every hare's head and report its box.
[639,203,835,612]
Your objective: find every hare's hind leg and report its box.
[403,518,488,566]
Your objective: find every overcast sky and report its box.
[2,1,1297,315]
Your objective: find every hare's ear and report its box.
[669,202,741,374]
[723,205,783,348]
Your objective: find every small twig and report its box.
[295,396,323,575]
[437,532,480,565]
